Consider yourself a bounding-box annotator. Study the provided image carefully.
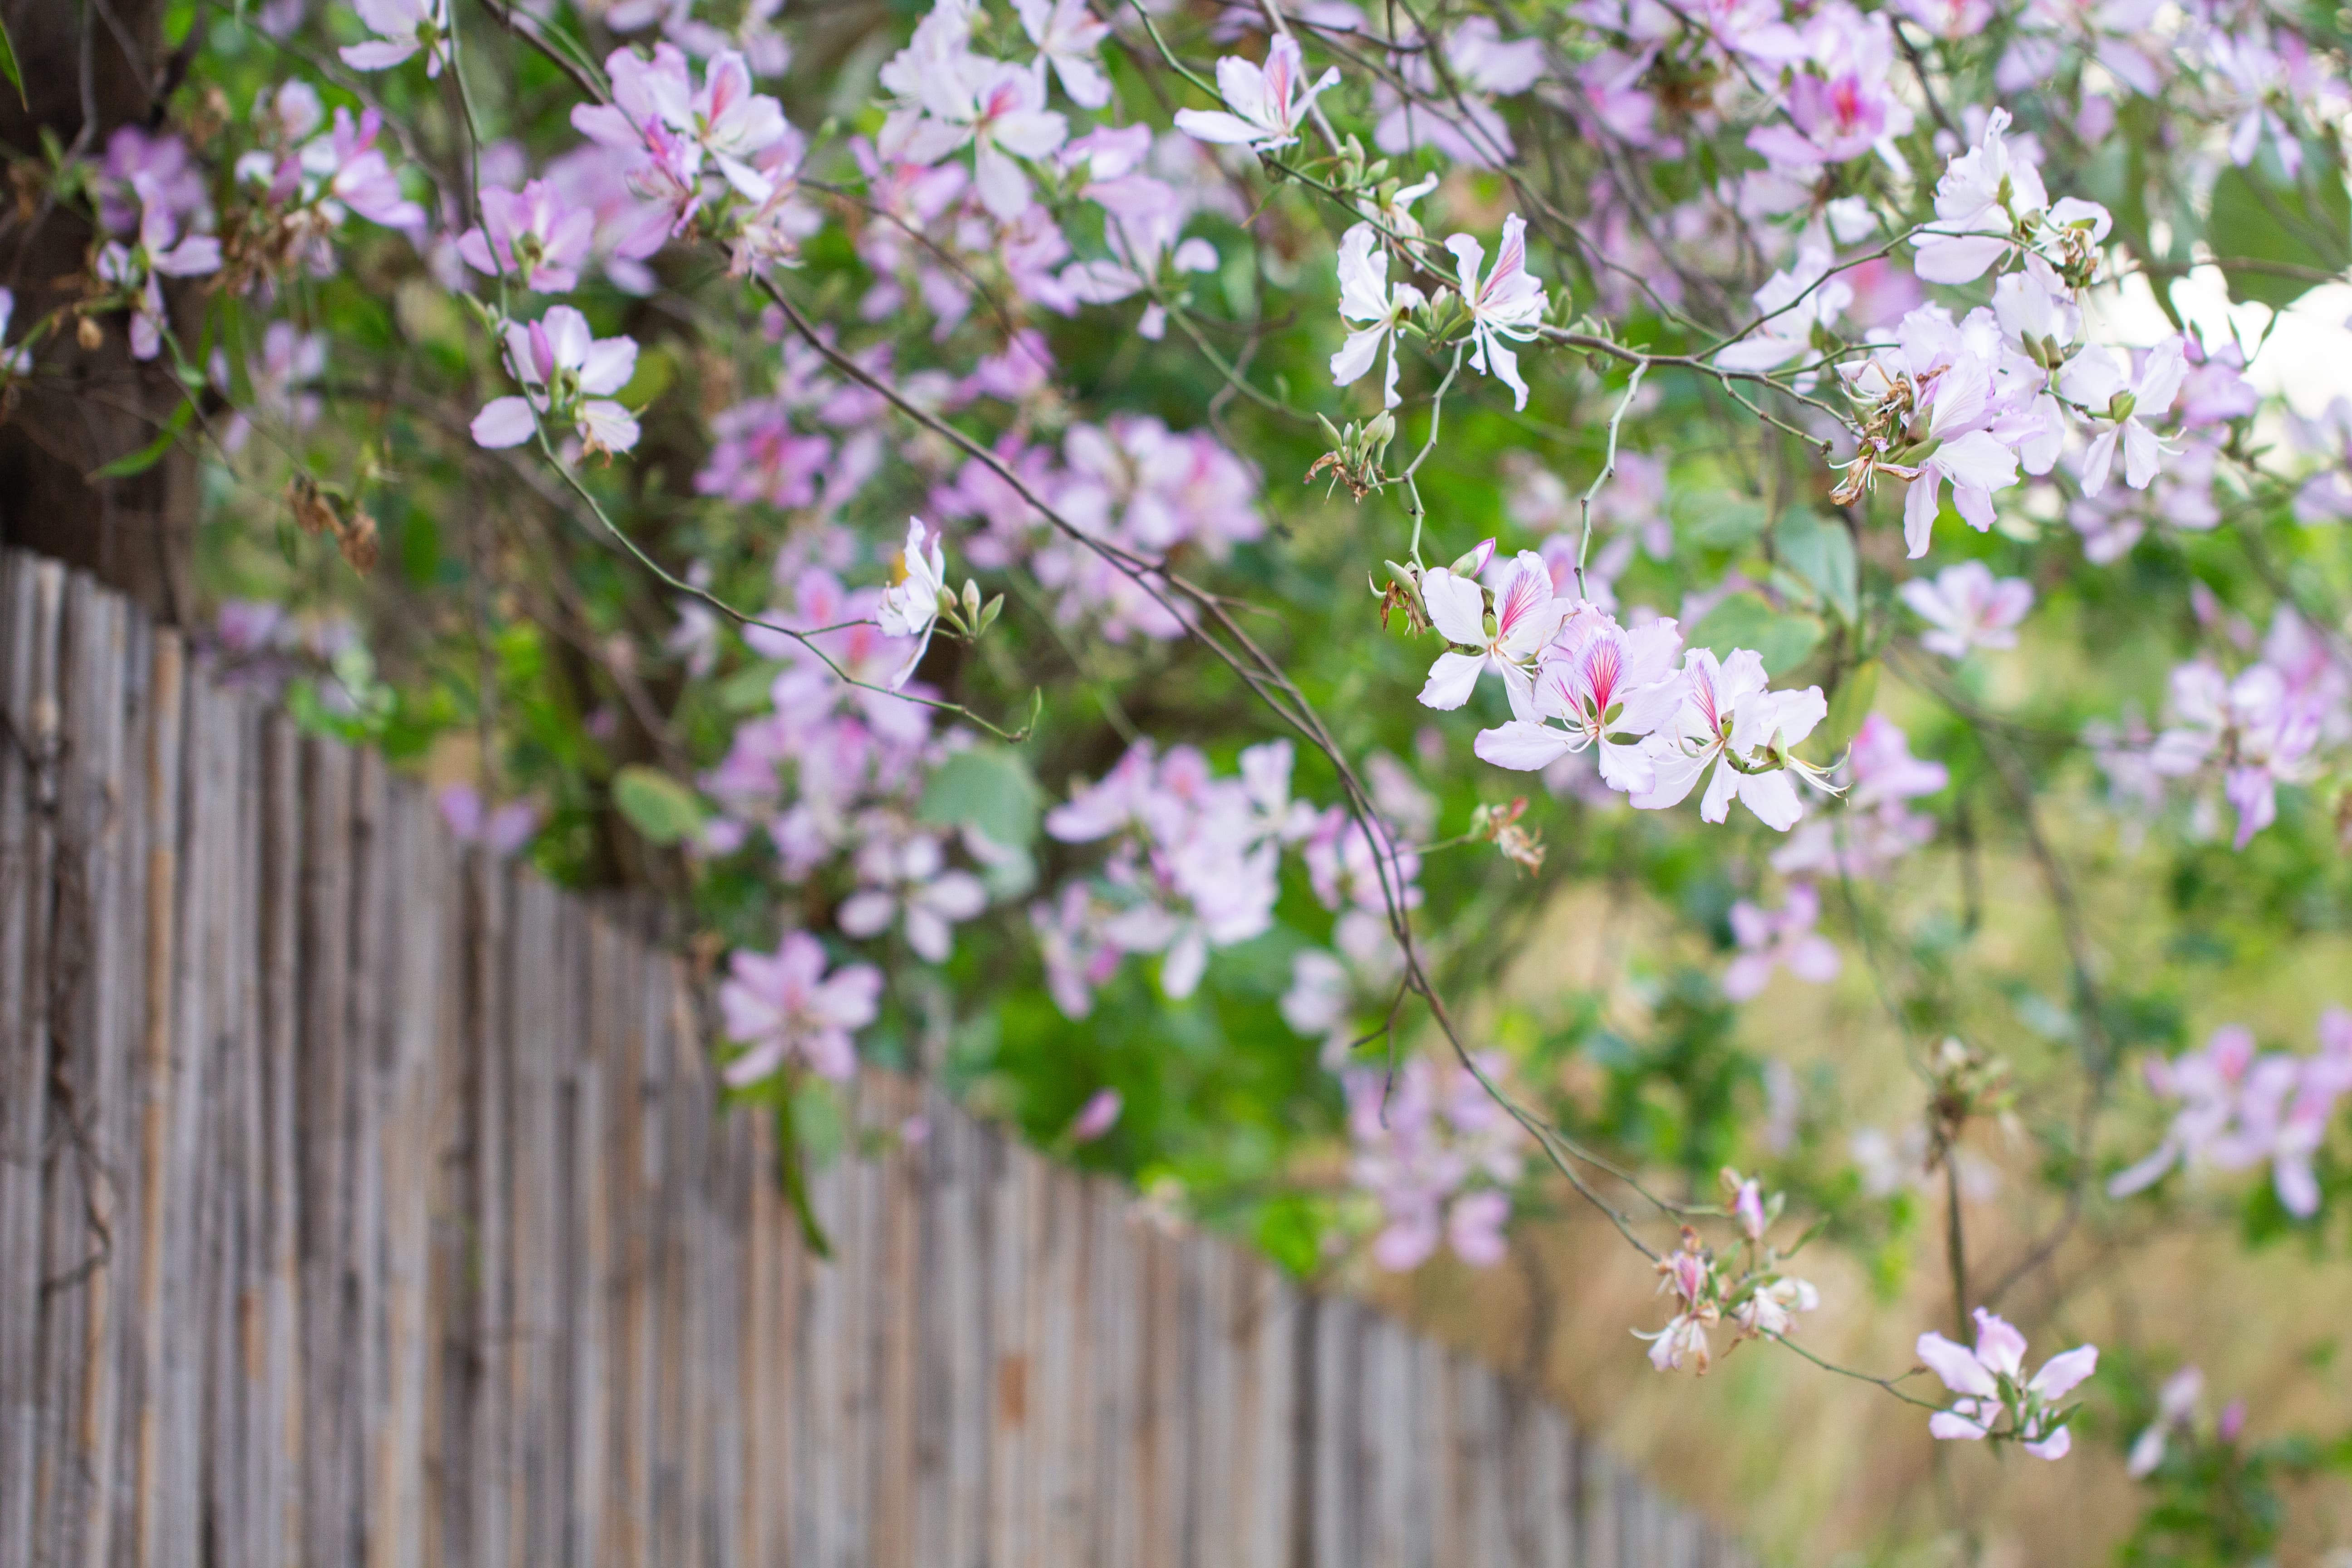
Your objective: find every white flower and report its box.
[1899,561,2034,659]
[1416,550,1566,714]
[340,0,450,76]
[877,517,949,689]
[1912,108,2048,285]
[1444,214,1547,410]
[1174,36,1339,152]
[1016,0,1112,108]
[1714,255,1851,374]
[1330,224,1427,407]
[1633,648,1828,831]
[2060,338,2187,496]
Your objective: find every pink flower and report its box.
[437,784,539,859]
[1068,1088,1123,1142]
[1917,1308,2096,1459]
[1174,36,1339,152]
[458,179,595,292]
[717,931,883,1084]
[1900,561,2034,660]
[1330,224,1428,408]
[1016,0,1111,108]
[2127,1365,2204,1478]
[1722,884,1841,1001]
[471,306,642,456]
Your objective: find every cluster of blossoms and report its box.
[1720,883,1841,1001]
[1638,1173,1820,1374]
[2133,611,2352,850]
[1918,1308,2097,1460]
[1420,546,1834,830]
[1035,738,1315,1007]
[1773,715,1949,880]
[1819,113,2198,558]
[1342,1054,1526,1270]
[2109,1011,2352,1218]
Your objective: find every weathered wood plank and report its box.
[0,556,64,1568]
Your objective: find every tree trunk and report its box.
[0,0,196,624]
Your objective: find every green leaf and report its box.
[1689,591,1824,676]
[920,745,1042,849]
[86,402,194,482]
[1681,495,1769,551]
[2206,162,2350,309]
[1775,510,1858,625]
[611,764,704,844]
[0,15,24,110]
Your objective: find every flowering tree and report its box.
[6,0,2352,1546]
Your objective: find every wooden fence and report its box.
[0,547,1756,1568]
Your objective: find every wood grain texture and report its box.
[0,548,1758,1568]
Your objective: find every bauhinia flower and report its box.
[1899,560,2034,659]
[1331,224,1427,409]
[1173,36,1339,152]
[1721,883,1841,1000]
[717,931,884,1084]
[2127,1365,2205,1478]
[876,517,949,689]
[1068,1087,1123,1142]
[1917,1308,2097,1460]
[340,0,451,77]
[2059,338,2187,496]
[1633,648,1832,831]
[1637,1234,1721,1372]
[1445,214,1548,410]
[1472,603,1685,791]
[458,179,596,293]
[1016,0,1112,108]
[1416,549,1567,714]
[470,305,642,457]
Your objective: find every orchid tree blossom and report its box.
[1918,1309,2097,1459]
[2149,659,2322,848]
[1445,215,1548,410]
[1633,649,1831,830]
[717,931,884,1084]
[1173,37,1339,152]
[1331,225,1427,408]
[1713,255,1851,374]
[1416,550,1566,714]
[471,306,642,457]
[1721,884,1841,1001]
[1015,0,1112,108]
[2060,338,2188,496]
[837,820,989,962]
[1900,562,2034,659]
[877,517,949,689]
[2127,1366,2206,1478]
[1472,604,1685,789]
[458,179,596,292]
[340,0,451,76]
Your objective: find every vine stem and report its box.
[1574,361,1645,598]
